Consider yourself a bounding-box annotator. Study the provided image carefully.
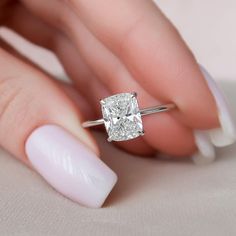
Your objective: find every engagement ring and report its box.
[82,92,175,142]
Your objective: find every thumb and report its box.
[0,47,117,208]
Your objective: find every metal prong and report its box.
[139,130,145,136]
[131,92,137,98]
[107,137,113,142]
[100,99,105,105]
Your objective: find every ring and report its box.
[82,92,175,142]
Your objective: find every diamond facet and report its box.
[101,93,143,141]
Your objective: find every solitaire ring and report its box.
[82,92,175,142]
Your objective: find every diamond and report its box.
[101,93,143,141]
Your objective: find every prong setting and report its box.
[100,99,105,105]
[139,130,145,136]
[131,92,137,98]
[82,93,176,142]
[101,92,143,141]
[107,137,113,142]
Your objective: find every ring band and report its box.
[82,92,175,142]
[82,103,175,128]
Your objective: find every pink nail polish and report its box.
[25,125,117,208]
[192,130,215,165]
[200,65,236,147]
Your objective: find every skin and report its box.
[0,0,219,165]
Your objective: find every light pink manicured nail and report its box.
[25,125,117,208]
[192,130,215,165]
[200,65,236,147]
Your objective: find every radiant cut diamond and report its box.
[101,93,143,141]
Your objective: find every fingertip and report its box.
[25,124,117,208]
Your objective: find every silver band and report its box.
[82,103,175,128]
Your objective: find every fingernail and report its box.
[200,65,236,147]
[192,130,216,165]
[25,125,117,208]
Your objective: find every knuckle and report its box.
[173,62,187,82]
[118,14,147,56]
[51,3,71,32]
[0,76,34,138]
[63,0,77,9]
[55,11,67,30]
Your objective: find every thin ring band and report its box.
[82,103,175,128]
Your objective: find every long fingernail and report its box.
[25,125,117,208]
[192,130,216,165]
[200,65,236,147]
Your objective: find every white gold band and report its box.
[82,103,175,128]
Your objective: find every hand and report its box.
[0,0,235,208]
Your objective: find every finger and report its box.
[64,0,219,129]
[55,19,196,156]
[13,1,196,156]
[4,27,154,159]
[58,82,156,158]
[0,29,94,119]
[0,45,117,208]
[4,4,156,156]
[54,35,157,156]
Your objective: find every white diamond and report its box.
[101,93,143,141]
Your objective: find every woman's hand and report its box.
[0,0,235,207]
